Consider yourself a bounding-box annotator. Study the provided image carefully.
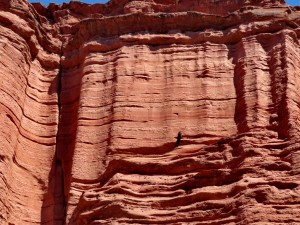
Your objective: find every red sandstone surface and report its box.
[0,0,300,224]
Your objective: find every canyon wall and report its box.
[0,0,300,224]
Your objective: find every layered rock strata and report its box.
[0,0,300,224]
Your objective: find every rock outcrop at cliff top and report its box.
[0,0,300,224]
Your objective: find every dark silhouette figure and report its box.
[176,131,182,147]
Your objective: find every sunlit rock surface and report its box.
[0,0,300,224]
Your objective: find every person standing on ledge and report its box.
[176,131,182,147]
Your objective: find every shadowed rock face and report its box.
[0,0,300,224]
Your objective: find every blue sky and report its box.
[28,0,298,6]
[286,0,298,6]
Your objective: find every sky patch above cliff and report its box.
[28,0,299,6]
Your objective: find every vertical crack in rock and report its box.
[41,43,66,225]
[54,43,67,224]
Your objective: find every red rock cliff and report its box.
[0,0,300,224]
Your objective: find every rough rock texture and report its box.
[0,0,300,224]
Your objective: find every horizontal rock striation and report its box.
[0,0,300,224]
[0,0,61,224]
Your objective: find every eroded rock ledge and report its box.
[0,0,300,224]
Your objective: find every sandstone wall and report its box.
[0,0,300,224]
